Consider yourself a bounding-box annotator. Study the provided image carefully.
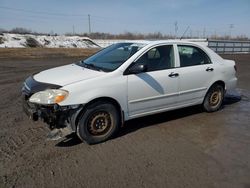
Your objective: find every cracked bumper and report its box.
[22,94,81,130]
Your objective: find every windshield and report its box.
[78,42,146,72]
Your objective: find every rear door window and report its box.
[178,45,211,67]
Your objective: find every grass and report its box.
[0,48,99,59]
[0,48,249,63]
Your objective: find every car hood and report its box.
[33,63,106,86]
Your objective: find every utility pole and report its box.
[229,24,234,38]
[174,21,178,38]
[189,30,192,38]
[88,14,91,34]
[203,27,206,38]
[72,25,75,35]
[196,30,200,38]
[214,30,217,39]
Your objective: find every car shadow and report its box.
[223,93,242,105]
[56,93,241,147]
[117,105,203,138]
[117,93,241,139]
[55,133,82,147]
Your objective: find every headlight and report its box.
[29,89,68,104]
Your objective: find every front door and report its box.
[127,45,179,117]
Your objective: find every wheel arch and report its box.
[71,97,124,132]
[203,80,225,103]
[209,80,225,91]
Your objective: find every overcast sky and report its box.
[0,0,249,37]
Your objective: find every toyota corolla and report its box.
[22,41,237,144]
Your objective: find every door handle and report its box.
[206,67,214,72]
[168,72,179,77]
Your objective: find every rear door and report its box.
[177,45,214,105]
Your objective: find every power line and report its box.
[2,12,88,22]
[0,14,87,24]
[0,15,48,23]
[1,6,244,37]
[0,6,88,17]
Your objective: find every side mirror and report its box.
[126,64,147,75]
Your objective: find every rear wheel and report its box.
[77,101,120,144]
[203,84,224,112]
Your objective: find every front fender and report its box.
[58,77,128,117]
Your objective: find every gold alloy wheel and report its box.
[87,111,113,136]
[209,90,222,107]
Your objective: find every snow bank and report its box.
[0,33,209,48]
[0,33,100,48]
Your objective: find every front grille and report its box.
[22,82,32,97]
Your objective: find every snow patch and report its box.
[0,33,100,48]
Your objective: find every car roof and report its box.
[122,39,207,47]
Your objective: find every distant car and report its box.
[22,40,237,144]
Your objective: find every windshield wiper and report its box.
[81,61,103,72]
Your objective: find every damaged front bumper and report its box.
[22,95,81,130]
[21,76,82,131]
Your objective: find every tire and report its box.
[77,101,120,144]
[203,84,224,112]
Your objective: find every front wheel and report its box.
[77,102,120,144]
[203,84,224,112]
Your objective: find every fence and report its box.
[208,40,250,54]
[93,39,128,48]
[93,39,250,54]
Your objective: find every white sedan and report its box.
[22,40,237,144]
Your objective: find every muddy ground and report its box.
[0,51,250,188]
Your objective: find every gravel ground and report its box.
[0,52,249,188]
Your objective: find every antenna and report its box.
[180,26,190,40]
[174,21,178,38]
